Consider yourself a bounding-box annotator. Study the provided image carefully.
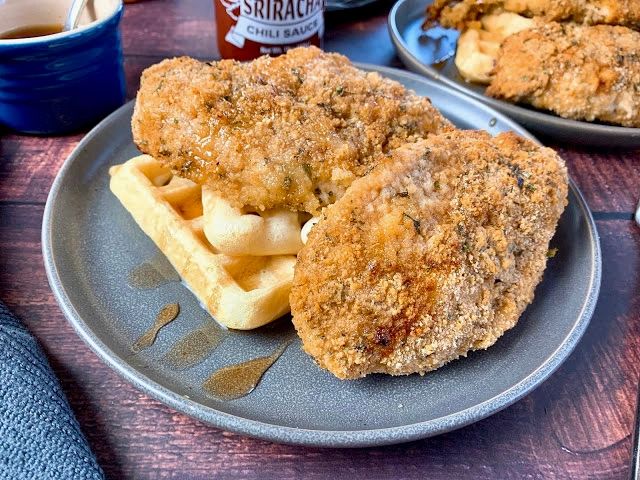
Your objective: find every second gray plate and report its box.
[43,65,601,447]
[388,0,640,147]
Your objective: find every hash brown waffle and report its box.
[109,155,296,330]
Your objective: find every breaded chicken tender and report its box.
[425,0,640,29]
[291,131,567,379]
[486,22,640,127]
[132,47,453,215]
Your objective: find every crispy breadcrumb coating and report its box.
[425,0,640,29]
[132,47,453,215]
[486,22,640,127]
[291,131,567,379]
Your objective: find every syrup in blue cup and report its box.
[0,0,125,134]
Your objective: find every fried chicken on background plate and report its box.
[424,0,640,127]
[487,22,640,127]
[425,0,640,29]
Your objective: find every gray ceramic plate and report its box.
[43,65,601,448]
[388,0,640,147]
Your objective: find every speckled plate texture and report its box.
[42,65,601,447]
[388,0,640,147]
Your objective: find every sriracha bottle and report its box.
[214,0,324,59]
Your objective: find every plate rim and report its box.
[387,0,640,143]
[42,65,602,448]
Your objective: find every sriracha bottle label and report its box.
[215,0,324,59]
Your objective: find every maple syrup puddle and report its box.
[133,303,180,352]
[128,252,180,289]
[128,253,292,400]
[164,321,226,370]
[202,341,291,401]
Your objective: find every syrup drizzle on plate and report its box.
[202,341,291,400]
[128,252,180,289]
[129,254,291,400]
[164,321,226,370]
[132,303,180,352]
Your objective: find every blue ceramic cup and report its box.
[0,0,125,134]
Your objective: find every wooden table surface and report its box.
[1,1,639,478]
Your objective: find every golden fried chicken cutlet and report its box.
[486,22,640,127]
[291,131,568,379]
[425,0,640,29]
[132,47,453,215]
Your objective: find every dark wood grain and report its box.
[1,1,639,478]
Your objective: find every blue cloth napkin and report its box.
[0,301,105,480]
